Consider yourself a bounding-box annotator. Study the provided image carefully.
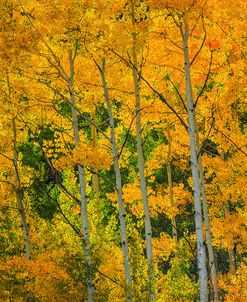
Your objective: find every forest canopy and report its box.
[0,0,246,301]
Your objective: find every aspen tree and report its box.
[166,125,178,244]
[68,49,94,302]
[224,203,236,275]
[195,121,219,301]
[130,1,155,300]
[6,75,32,261]
[180,16,208,301]
[13,118,32,261]
[100,58,132,302]
[92,110,99,195]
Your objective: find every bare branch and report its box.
[109,48,188,131]
[197,113,215,158]
[190,17,207,66]
[86,167,116,189]
[194,49,213,108]
[166,77,187,111]
[44,189,83,237]
[198,112,247,157]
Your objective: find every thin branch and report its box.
[0,151,14,162]
[140,77,188,130]
[0,179,15,187]
[17,0,68,80]
[190,17,207,66]
[40,149,81,205]
[44,189,83,238]
[194,49,213,108]
[188,14,202,37]
[118,112,137,160]
[197,114,215,158]
[70,254,124,288]
[166,77,187,111]
[109,48,188,131]
[86,167,116,189]
[95,268,124,288]
[198,112,247,157]
[118,106,150,159]
[166,35,183,50]
[170,223,197,262]
[21,73,111,141]
[81,81,134,95]
[0,205,19,212]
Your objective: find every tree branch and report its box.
[194,49,213,108]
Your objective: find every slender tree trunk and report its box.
[228,247,236,275]
[101,58,132,302]
[12,119,31,261]
[181,18,208,301]
[195,121,219,301]
[68,50,94,302]
[92,110,99,195]
[224,203,236,275]
[8,73,31,261]
[219,153,236,276]
[166,126,178,244]
[130,3,155,300]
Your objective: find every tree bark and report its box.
[68,50,94,302]
[100,58,132,301]
[181,18,208,301]
[92,110,99,195]
[195,121,219,301]
[12,119,31,261]
[130,3,155,299]
[224,202,236,275]
[166,126,178,244]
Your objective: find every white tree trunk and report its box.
[68,50,94,302]
[182,18,208,302]
[92,110,99,195]
[195,122,219,301]
[101,58,132,302]
[13,119,31,261]
[130,3,155,299]
[166,126,178,244]
[224,203,236,275]
[132,56,156,302]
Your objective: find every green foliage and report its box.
[0,214,21,260]
[151,212,173,237]
[18,141,43,170]
[29,183,58,220]
[143,128,167,161]
[78,112,92,139]
[56,100,72,118]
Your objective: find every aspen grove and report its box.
[0,0,246,301]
